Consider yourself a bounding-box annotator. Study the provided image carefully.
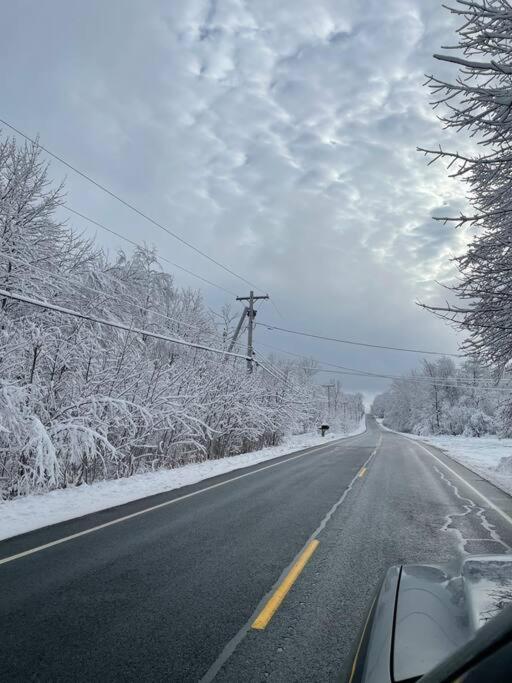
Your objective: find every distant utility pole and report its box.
[233,291,269,372]
[321,383,335,419]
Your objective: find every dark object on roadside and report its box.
[345,554,512,682]
[320,424,329,437]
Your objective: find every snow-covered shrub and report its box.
[0,382,59,496]
[462,410,495,438]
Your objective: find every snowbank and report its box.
[406,433,512,497]
[0,419,366,541]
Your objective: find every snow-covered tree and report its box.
[372,357,503,436]
[419,1,512,376]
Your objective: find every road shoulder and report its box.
[0,428,368,560]
[402,435,512,524]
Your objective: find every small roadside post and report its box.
[320,424,330,437]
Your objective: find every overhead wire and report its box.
[1,119,476,365]
[254,353,291,384]
[268,297,286,322]
[0,287,278,381]
[64,206,237,297]
[0,117,267,295]
[255,341,512,392]
[253,357,313,404]
[253,357,286,383]
[256,339,373,376]
[1,119,289,324]
[300,367,512,393]
[0,252,209,335]
[0,288,252,361]
[259,322,462,357]
[7,118,468,360]
[258,339,511,385]
[0,255,254,361]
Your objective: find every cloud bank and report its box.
[0,0,473,395]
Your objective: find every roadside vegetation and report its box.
[372,358,507,437]
[0,135,363,499]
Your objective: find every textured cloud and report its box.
[0,0,473,395]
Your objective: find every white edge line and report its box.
[406,436,512,528]
[199,435,379,682]
[0,430,367,566]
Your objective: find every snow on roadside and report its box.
[0,420,366,541]
[401,431,512,497]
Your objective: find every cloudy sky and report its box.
[1,0,473,400]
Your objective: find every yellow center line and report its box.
[251,539,320,630]
[358,466,367,478]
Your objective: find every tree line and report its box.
[371,357,511,437]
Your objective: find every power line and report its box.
[252,356,311,401]
[304,367,512,393]
[259,322,462,357]
[0,253,250,358]
[0,252,209,335]
[254,357,287,384]
[256,341,510,391]
[268,298,286,322]
[262,360,290,384]
[256,340,373,376]
[64,207,237,297]
[254,353,292,385]
[261,351,512,393]
[0,287,268,377]
[0,288,251,362]
[305,362,508,388]
[0,117,266,294]
[256,290,287,327]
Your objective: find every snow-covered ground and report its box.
[386,425,512,497]
[376,418,512,496]
[0,420,366,541]
[409,433,512,496]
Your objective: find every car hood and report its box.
[393,555,512,681]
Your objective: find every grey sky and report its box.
[1,0,472,401]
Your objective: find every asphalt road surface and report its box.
[2,416,512,681]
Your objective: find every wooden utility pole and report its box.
[235,291,269,372]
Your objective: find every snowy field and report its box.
[406,433,512,497]
[0,420,366,541]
